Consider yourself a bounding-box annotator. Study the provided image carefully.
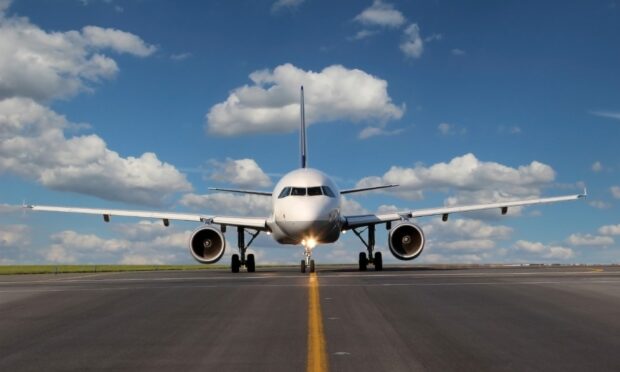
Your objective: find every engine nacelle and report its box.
[189,226,226,264]
[388,223,425,260]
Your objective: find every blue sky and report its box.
[0,0,619,265]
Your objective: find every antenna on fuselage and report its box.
[300,86,307,169]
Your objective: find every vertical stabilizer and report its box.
[300,86,307,168]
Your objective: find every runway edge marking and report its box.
[308,273,329,372]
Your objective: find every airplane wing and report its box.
[25,204,268,230]
[343,191,586,229]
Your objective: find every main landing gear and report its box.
[352,224,383,271]
[231,226,260,273]
[300,245,315,274]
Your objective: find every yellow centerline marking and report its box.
[307,273,328,372]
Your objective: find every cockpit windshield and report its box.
[291,187,306,196]
[278,186,336,198]
[307,187,322,196]
[321,186,335,197]
[277,187,291,199]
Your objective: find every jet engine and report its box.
[189,226,226,264]
[388,222,425,260]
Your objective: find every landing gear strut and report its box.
[352,224,383,271]
[300,246,315,273]
[231,226,259,273]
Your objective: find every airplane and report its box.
[26,87,587,273]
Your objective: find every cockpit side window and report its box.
[307,186,323,196]
[278,187,291,199]
[321,186,335,198]
[291,187,307,196]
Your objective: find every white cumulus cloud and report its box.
[589,200,611,209]
[0,8,155,102]
[0,3,186,206]
[354,0,406,28]
[0,98,192,206]
[599,224,620,236]
[271,0,305,13]
[356,153,556,203]
[209,158,271,188]
[341,196,369,215]
[0,224,30,247]
[437,122,466,136]
[112,220,172,240]
[81,26,157,57]
[0,0,11,13]
[46,224,192,264]
[358,125,404,139]
[611,186,620,199]
[0,203,21,213]
[514,240,574,260]
[348,29,379,41]
[423,218,511,252]
[566,233,614,247]
[179,193,272,217]
[400,23,424,58]
[205,63,404,136]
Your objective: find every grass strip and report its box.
[0,265,227,275]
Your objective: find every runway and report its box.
[1,265,620,371]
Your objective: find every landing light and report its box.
[304,238,317,249]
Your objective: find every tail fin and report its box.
[300,86,307,168]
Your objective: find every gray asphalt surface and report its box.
[1,265,620,371]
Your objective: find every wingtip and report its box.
[579,187,588,198]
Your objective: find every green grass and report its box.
[0,265,227,275]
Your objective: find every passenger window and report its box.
[278,187,291,199]
[308,187,323,196]
[291,187,306,196]
[322,186,335,197]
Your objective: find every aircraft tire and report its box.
[246,254,256,273]
[374,252,383,271]
[309,259,315,273]
[231,254,240,273]
[358,252,368,271]
[301,260,306,273]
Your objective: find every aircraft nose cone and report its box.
[276,201,333,240]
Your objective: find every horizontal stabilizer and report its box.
[340,184,398,194]
[208,187,272,196]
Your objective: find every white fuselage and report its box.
[266,168,342,245]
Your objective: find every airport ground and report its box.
[1,265,620,371]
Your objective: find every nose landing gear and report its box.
[301,246,315,273]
